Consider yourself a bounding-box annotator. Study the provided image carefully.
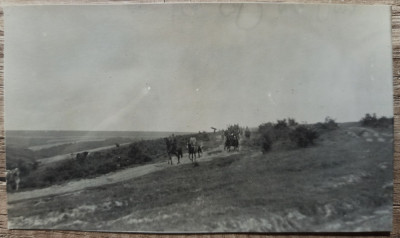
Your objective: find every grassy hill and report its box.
[7,122,393,232]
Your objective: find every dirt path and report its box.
[8,145,248,203]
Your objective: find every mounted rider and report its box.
[171,134,177,151]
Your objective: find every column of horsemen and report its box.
[164,128,240,165]
[6,128,244,191]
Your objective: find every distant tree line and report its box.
[360,113,393,128]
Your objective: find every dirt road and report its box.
[8,145,247,203]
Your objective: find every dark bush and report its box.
[127,144,152,163]
[32,161,39,171]
[288,118,298,127]
[259,121,287,142]
[17,159,30,176]
[258,123,274,135]
[290,125,318,148]
[314,117,339,131]
[274,119,288,130]
[44,173,56,184]
[324,117,338,130]
[261,134,273,152]
[377,116,393,127]
[361,113,377,127]
[244,127,251,138]
[272,120,291,140]
[128,144,142,158]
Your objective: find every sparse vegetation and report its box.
[20,142,153,189]
[11,132,220,190]
[9,114,393,191]
[8,121,393,232]
[257,117,319,151]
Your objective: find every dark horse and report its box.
[224,136,239,152]
[164,138,183,165]
[197,144,203,157]
[187,141,197,162]
[187,137,202,162]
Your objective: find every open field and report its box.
[6,122,393,232]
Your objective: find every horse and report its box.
[225,135,239,152]
[187,138,203,162]
[187,137,201,162]
[6,168,20,191]
[197,143,203,157]
[187,141,197,162]
[164,138,183,165]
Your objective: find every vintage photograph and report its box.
[4,3,393,232]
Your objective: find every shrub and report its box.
[288,118,298,127]
[314,117,338,131]
[128,144,142,158]
[360,113,378,127]
[324,117,338,130]
[244,127,251,138]
[16,159,31,176]
[261,134,273,152]
[258,123,274,135]
[272,120,291,140]
[274,119,288,130]
[128,144,152,163]
[259,120,289,142]
[377,116,393,128]
[290,125,318,148]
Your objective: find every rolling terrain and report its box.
[6,123,393,232]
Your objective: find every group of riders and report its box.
[165,131,240,165]
[224,133,239,151]
[6,131,242,192]
[164,134,203,165]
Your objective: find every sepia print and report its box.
[4,3,393,232]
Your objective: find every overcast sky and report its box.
[4,3,393,132]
